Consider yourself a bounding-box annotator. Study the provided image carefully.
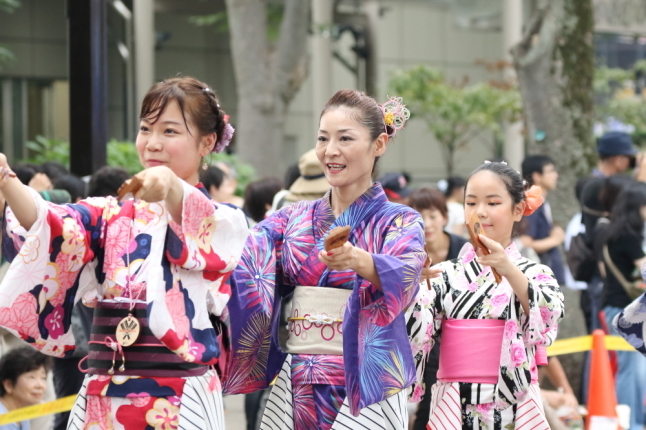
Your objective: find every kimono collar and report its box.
[458,239,523,261]
[313,183,388,248]
[195,182,211,200]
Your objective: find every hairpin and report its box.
[214,116,234,153]
[380,97,410,137]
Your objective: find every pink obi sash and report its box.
[437,319,504,384]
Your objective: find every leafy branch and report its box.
[389,65,521,175]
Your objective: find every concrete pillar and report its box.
[311,0,334,126]
[68,0,108,176]
[134,0,155,107]
[502,0,524,170]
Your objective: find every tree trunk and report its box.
[225,0,310,177]
[511,0,595,400]
[512,0,595,226]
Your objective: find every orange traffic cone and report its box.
[586,329,619,430]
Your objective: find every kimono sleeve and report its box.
[614,261,646,354]
[0,188,107,357]
[361,210,426,326]
[519,262,564,347]
[223,207,292,394]
[405,262,449,401]
[166,181,248,276]
[614,292,646,354]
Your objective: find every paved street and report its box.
[224,394,247,430]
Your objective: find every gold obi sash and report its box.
[286,286,351,355]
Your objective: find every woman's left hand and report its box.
[318,241,360,272]
[476,234,515,277]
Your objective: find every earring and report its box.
[202,162,208,170]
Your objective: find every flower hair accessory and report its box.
[380,96,410,137]
[214,114,235,153]
[524,185,544,216]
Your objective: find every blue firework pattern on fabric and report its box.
[225,183,426,415]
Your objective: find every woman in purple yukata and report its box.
[0,77,248,430]
[407,162,564,430]
[223,89,426,430]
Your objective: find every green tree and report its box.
[0,0,20,70]
[389,65,521,175]
[594,61,646,147]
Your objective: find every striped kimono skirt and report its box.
[260,354,409,430]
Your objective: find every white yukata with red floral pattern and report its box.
[0,182,248,430]
[406,242,563,430]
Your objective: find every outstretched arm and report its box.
[0,154,38,230]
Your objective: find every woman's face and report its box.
[464,170,524,246]
[419,208,448,244]
[3,367,47,407]
[136,99,214,185]
[640,205,646,221]
[316,107,386,190]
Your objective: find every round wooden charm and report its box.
[116,314,140,347]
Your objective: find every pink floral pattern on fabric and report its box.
[0,182,246,428]
[405,241,564,410]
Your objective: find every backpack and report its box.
[566,233,595,283]
[566,210,609,283]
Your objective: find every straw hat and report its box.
[284,149,330,203]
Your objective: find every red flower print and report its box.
[44,305,65,339]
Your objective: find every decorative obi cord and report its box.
[84,301,207,377]
[437,319,504,384]
[286,286,352,355]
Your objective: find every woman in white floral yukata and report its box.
[0,76,248,430]
[407,161,564,430]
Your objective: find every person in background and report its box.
[597,183,646,430]
[87,166,131,198]
[243,177,283,225]
[378,172,412,205]
[54,174,87,203]
[213,161,245,208]
[521,155,566,285]
[0,347,51,430]
[282,149,330,206]
[439,176,467,237]
[200,164,225,201]
[267,162,300,215]
[407,187,467,430]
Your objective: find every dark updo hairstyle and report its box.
[140,77,227,149]
[320,89,393,178]
[0,346,51,396]
[408,187,449,219]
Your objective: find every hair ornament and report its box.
[523,185,544,216]
[214,115,234,153]
[380,96,410,137]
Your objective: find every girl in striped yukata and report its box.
[407,162,564,430]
